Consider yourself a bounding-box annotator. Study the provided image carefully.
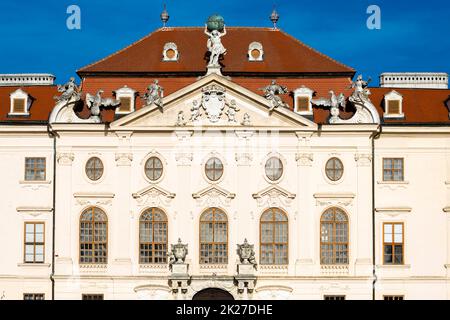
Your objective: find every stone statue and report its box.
[143,80,164,109]
[54,77,81,103]
[242,113,251,126]
[190,100,202,122]
[204,24,227,67]
[259,80,289,111]
[86,90,120,122]
[311,91,346,124]
[176,111,187,126]
[168,238,188,272]
[225,100,239,122]
[237,239,257,269]
[349,75,372,103]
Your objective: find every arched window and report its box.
[80,207,108,264]
[200,208,228,264]
[260,208,288,265]
[139,208,168,264]
[320,207,349,265]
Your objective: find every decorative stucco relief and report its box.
[192,185,236,207]
[133,185,176,207]
[252,185,296,208]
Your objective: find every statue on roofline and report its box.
[204,23,227,67]
[311,91,346,124]
[54,77,81,103]
[349,75,372,104]
[86,90,120,123]
[259,80,289,112]
[142,80,164,110]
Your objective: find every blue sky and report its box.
[0,0,448,86]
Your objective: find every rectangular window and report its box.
[82,294,104,300]
[25,157,46,181]
[384,295,404,301]
[117,97,132,113]
[387,100,401,114]
[383,158,404,181]
[296,97,310,112]
[23,293,45,300]
[24,222,45,263]
[383,223,404,265]
[13,98,26,114]
[324,295,346,300]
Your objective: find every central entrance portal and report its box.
[192,288,234,300]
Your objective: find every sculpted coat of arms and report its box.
[191,84,238,123]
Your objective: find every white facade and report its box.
[380,72,448,89]
[0,74,449,300]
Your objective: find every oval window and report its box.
[205,157,224,182]
[145,157,164,181]
[265,157,283,181]
[85,157,104,181]
[325,157,344,181]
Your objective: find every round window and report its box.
[145,157,163,181]
[265,157,283,181]
[85,157,104,181]
[325,157,344,181]
[205,157,224,182]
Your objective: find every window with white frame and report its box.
[293,86,314,115]
[24,222,45,263]
[114,86,136,114]
[248,42,264,61]
[9,89,31,115]
[162,42,179,62]
[384,90,404,118]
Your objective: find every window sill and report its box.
[19,180,51,185]
[383,114,405,120]
[8,113,30,117]
[377,181,409,185]
[17,263,50,268]
[376,264,411,269]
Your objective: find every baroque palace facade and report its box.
[0,14,450,300]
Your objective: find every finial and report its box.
[270,6,279,30]
[160,3,169,28]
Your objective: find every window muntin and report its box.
[25,157,46,181]
[260,208,288,265]
[383,158,404,181]
[139,208,168,264]
[82,294,104,300]
[200,208,228,264]
[265,157,283,182]
[205,157,224,182]
[24,223,44,263]
[23,293,45,300]
[320,207,349,265]
[85,157,104,181]
[325,157,344,182]
[145,157,163,181]
[383,223,404,265]
[80,207,108,264]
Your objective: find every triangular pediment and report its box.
[252,185,296,200]
[110,73,317,130]
[132,185,176,208]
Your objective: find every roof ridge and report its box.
[277,29,355,73]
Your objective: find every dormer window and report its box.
[162,42,179,61]
[293,86,314,115]
[248,42,264,61]
[9,89,31,116]
[113,86,136,115]
[384,90,404,119]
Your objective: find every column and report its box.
[354,152,373,276]
[54,151,74,275]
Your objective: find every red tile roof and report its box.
[0,86,58,123]
[77,27,355,76]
